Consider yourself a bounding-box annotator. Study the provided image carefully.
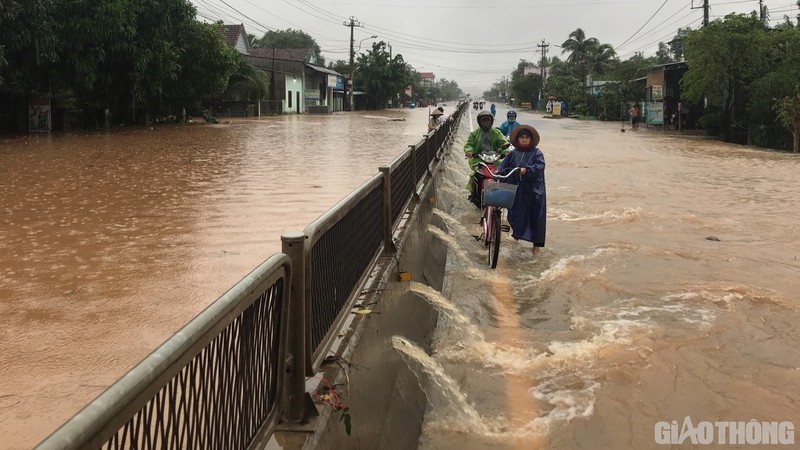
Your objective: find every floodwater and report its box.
[416,107,800,449]
[0,107,438,450]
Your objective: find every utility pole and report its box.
[537,40,549,102]
[691,0,709,27]
[343,16,364,111]
[537,40,549,81]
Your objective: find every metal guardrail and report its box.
[36,254,292,450]
[303,174,384,371]
[35,102,468,450]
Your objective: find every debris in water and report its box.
[705,236,721,241]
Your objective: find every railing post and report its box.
[410,145,420,201]
[379,167,396,255]
[422,134,431,178]
[281,231,310,423]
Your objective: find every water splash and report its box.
[409,282,545,370]
[427,225,475,268]
[432,208,470,235]
[391,336,487,428]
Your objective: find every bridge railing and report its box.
[35,102,467,449]
[36,254,292,450]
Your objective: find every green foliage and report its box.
[682,14,769,137]
[0,0,58,92]
[775,83,800,152]
[561,28,599,82]
[680,13,800,145]
[254,29,325,66]
[327,60,350,75]
[426,78,464,103]
[222,58,269,102]
[597,82,624,120]
[510,74,543,107]
[0,0,246,128]
[169,21,239,110]
[355,41,414,109]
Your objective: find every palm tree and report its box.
[586,42,617,76]
[223,59,268,101]
[561,28,599,85]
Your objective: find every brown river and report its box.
[0,109,433,449]
[2,106,799,449]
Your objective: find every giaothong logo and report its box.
[655,417,795,445]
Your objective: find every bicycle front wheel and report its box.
[488,208,502,268]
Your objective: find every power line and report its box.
[617,0,673,48]
[621,6,699,49]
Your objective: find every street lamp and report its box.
[357,35,378,52]
[350,35,377,111]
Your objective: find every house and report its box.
[641,61,701,129]
[246,48,346,113]
[585,75,613,96]
[221,24,251,55]
[420,72,435,88]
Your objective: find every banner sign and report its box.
[28,98,52,133]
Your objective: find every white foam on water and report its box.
[410,282,547,371]
[432,208,470,236]
[517,247,615,287]
[550,206,642,223]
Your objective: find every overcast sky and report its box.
[191,0,798,96]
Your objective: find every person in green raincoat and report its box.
[464,110,510,207]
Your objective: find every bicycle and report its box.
[474,154,520,268]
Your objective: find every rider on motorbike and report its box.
[464,110,510,207]
[498,110,520,137]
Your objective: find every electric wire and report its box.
[616,0,673,48]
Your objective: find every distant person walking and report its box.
[629,102,640,131]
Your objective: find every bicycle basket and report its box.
[482,180,517,208]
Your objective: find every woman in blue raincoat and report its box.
[497,124,546,254]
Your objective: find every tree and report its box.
[667,28,691,61]
[254,28,325,66]
[355,41,413,109]
[681,14,768,138]
[561,28,599,84]
[53,0,198,123]
[655,42,673,64]
[776,83,800,152]
[586,43,617,75]
[0,0,58,92]
[167,21,239,111]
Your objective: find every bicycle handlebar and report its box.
[491,167,521,180]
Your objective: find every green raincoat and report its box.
[463,127,509,191]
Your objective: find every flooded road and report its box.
[0,107,439,449]
[416,108,800,449]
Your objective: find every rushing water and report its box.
[413,107,800,449]
[3,104,799,450]
[0,107,439,449]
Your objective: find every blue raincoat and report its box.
[498,119,519,137]
[497,147,546,245]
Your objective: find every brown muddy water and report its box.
[0,107,438,449]
[411,108,800,449]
